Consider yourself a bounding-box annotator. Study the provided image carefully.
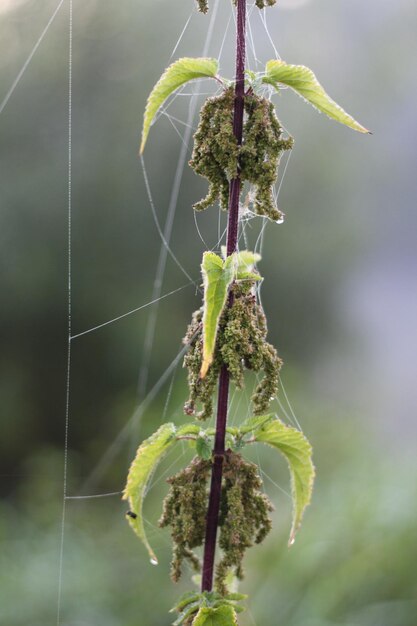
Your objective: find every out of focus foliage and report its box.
[1,414,416,625]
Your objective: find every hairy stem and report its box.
[201,0,246,593]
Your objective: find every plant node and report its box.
[183,283,282,420]
[190,87,293,221]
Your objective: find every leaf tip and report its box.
[356,123,372,135]
[200,358,211,379]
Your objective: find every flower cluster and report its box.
[159,457,212,582]
[190,88,293,221]
[216,451,273,594]
[159,451,273,595]
[183,283,282,421]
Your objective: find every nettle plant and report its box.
[124,1,368,624]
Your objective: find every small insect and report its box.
[126,510,137,519]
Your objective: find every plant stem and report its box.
[201,0,246,593]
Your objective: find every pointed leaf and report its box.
[173,601,202,626]
[235,271,262,282]
[192,605,238,626]
[220,247,261,269]
[122,423,177,563]
[172,592,201,613]
[176,423,201,438]
[238,414,274,435]
[196,436,213,460]
[200,249,263,378]
[224,593,247,602]
[253,417,315,544]
[235,251,262,282]
[172,590,246,626]
[234,250,261,272]
[245,69,257,82]
[212,601,245,614]
[140,57,219,153]
[223,253,238,275]
[200,252,234,378]
[264,60,369,134]
[220,249,262,282]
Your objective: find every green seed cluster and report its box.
[160,452,273,596]
[183,283,282,421]
[183,307,218,421]
[254,0,277,8]
[241,93,294,220]
[216,451,274,595]
[159,457,212,582]
[190,87,237,212]
[190,88,293,221]
[196,0,209,13]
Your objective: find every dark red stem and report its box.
[201,0,246,593]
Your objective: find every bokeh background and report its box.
[1,0,416,624]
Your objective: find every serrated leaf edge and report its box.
[141,57,219,153]
[253,417,315,545]
[263,59,370,134]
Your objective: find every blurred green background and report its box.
[1,0,416,624]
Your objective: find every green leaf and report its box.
[235,271,262,283]
[235,251,262,282]
[211,601,244,614]
[140,57,219,153]
[172,592,201,613]
[122,423,176,563]
[263,60,369,134]
[176,423,201,438]
[245,69,257,82]
[234,250,261,272]
[245,69,263,94]
[223,593,247,602]
[173,601,202,626]
[222,252,240,276]
[200,252,235,378]
[238,414,274,435]
[200,249,263,378]
[192,605,238,626]
[196,435,213,460]
[224,250,262,281]
[172,590,245,625]
[253,417,315,544]
[220,247,261,269]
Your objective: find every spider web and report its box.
[0,2,303,624]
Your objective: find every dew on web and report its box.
[0,0,306,621]
[136,0,222,405]
[0,0,307,621]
